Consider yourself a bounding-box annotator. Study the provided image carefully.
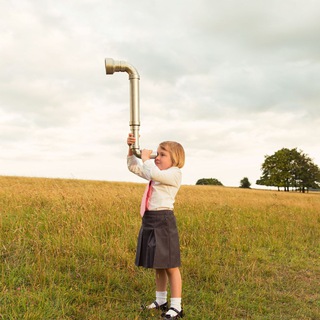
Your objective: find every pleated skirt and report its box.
[135,210,181,269]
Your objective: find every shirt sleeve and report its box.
[128,156,182,186]
[143,160,182,187]
[127,155,151,181]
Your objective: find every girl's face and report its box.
[155,147,173,170]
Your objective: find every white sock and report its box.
[156,291,167,305]
[166,297,182,316]
[146,291,167,309]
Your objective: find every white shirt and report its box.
[127,155,182,210]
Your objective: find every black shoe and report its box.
[141,301,168,311]
[161,307,184,319]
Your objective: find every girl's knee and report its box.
[166,267,180,276]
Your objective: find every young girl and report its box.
[127,133,185,319]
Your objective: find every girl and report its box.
[127,133,185,319]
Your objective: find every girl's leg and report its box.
[145,269,168,309]
[156,269,168,291]
[164,267,183,317]
[165,267,182,297]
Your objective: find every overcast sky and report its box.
[1,0,319,187]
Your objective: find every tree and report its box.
[256,148,298,191]
[196,178,223,186]
[240,177,251,188]
[256,148,320,192]
[292,151,320,192]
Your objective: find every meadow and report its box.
[0,176,319,319]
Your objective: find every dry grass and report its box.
[1,176,319,319]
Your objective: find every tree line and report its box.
[196,147,320,192]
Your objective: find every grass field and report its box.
[0,176,319,319]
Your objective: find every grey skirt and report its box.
[135,210,181,269]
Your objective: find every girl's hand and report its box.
[141,149,153,162]
[127,133,136,146]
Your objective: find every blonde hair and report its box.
[159,141,185,168]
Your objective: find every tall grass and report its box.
[1,176,319,319]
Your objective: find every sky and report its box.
[1,0,320,187]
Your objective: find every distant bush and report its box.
[240,177,251,189]
[196,178,223,186]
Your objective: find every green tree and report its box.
[256,148,320,192]
[196,178,223,186]
[240,177,251,189]
[292,151,320,192]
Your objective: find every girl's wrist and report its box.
[128,146,133,156]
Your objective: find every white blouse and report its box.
[127,155,182,210]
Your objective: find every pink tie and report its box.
[140,180,154,217]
